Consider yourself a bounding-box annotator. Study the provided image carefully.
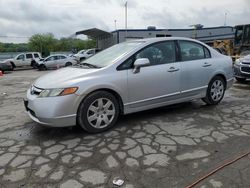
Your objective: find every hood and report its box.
[241,54,250,62]
[34,67,99,89]
[2,58,13,63]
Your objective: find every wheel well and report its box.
[214,74,227,88]
[85,89,124,114]
[10,61,16,68]
[66,62,72,65]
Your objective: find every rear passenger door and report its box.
[178,40,213,97]
[58,55,67,66]
[25,53,33,66]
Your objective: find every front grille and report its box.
[241,66,250,74]
[30,85,43,95]
[242,62,250,65]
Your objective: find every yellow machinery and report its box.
[212,24,250,60]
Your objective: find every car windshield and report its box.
[82,41,144,68]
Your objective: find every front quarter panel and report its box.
[74,67,128,109]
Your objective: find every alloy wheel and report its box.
[87,98,115,128]
[210,80,224,101]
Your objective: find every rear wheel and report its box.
[202,76,225,105]
[77,91,120,133]
[235,77,246,83]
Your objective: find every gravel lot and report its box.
[0,69,250,188]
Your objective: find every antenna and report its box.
[114,20,117,30]
[125,1,128,38]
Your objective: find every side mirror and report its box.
[133,58,150,73]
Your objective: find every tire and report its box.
[38,64,46,71]
[10,62,15,70]
[31,61,37,69]
[202,76,226,105]
[235,77,246,83]
[65,62,72,67]
[77,91,120,133]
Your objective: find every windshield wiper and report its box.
[79,63,101,69]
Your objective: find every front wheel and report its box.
[77,91,120,133]
[202,76,225,105]
[65,62,72,67]
[38,64,46,71]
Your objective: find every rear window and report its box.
[34,53,39,58]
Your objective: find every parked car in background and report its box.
[37,54,78,71]
[0,60,13,73]
[74,48,101,61]
[2,52,42,69]
[24,37,233,133]
[234,54,250,82]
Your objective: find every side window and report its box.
[179,41,206,61]
[87,50,94,55]
[119,58,134,70]
[17,54,24,60]
[135,41,176,65]
[204,47,211,58]
[34,53,39,58]
[26,53,33,59]
[59,56,66,59]
[46,56,55,61]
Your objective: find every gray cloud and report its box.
[0,0,248,43]
[0,0,108,42]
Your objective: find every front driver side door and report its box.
[126,41,181,110]
[15,54,25,67]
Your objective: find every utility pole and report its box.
[224,12,227,26]
[125,1,128,39]
[114,20,117,30]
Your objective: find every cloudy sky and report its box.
[0,0,249,43]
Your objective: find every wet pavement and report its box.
[0,69,250,188]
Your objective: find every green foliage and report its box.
[28,33,57,57]
[0,42,28,52]
[28,33,96,56]
[0,33,97,56]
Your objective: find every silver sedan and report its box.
[24,37,234,133]
[37,54,78,70]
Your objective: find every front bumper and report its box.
[0,63,12,71]
[24,88,81,127]
[234,65,250,79]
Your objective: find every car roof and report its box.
[132,37,205,44]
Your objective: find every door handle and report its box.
[168,67,179,72]
[202,62,212,67]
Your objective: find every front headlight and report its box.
[38,87,78,98]
[234,59,241,66]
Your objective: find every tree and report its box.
[28,33,57,57]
